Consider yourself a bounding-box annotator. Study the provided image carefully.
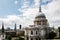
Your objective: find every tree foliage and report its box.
[6,35,12,40]
[58,27,60,32]
[46,31,57,39]
[58,27,60,38]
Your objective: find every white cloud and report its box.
[14,0,18,4]
[34,0,40,6]
[19,0,60,28]
[21,0,30,8]
[42,0,60,28]
[18,7,39,27]
[0,15,21,29]
[0,0,60,29]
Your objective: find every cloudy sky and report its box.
[0,0,60,29]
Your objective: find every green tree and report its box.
[6,35,12,40]
[58,27,60,38]
[46,31,57,39]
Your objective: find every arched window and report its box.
[36,31,37,35]
[31,31,33,35]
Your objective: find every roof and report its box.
[36,12,46,18]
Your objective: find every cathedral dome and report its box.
[36,12,46,18]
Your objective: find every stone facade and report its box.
[24,6,52,40]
